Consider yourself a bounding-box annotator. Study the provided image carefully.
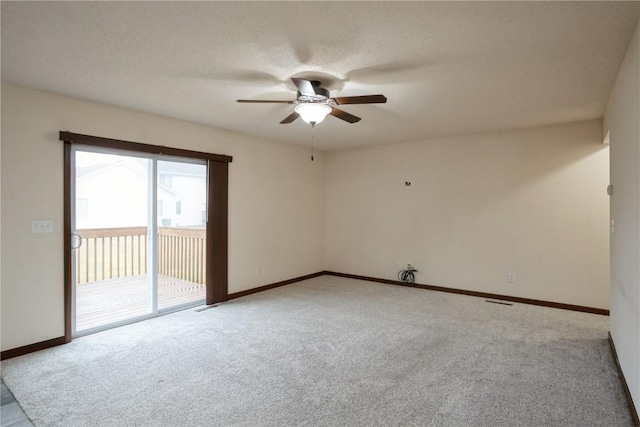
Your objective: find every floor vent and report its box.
[195,304,218,312]
[485,300,513,306]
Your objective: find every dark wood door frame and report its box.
[61,131,232,342]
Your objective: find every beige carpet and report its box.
[1,276,633,426]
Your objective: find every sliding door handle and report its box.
[71,233,83,250]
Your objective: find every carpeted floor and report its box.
[1,276,633,426]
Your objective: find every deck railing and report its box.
[76,226,206,285]
[157,227,206,285]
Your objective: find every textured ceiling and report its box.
[2,1,639,150]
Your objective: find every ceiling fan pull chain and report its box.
[310,123,315,162]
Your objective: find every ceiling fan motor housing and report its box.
[297,85,330,103]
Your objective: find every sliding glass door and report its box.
[156,160,207,310]
[71,147,207,335]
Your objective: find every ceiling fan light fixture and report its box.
[294,103,331,124]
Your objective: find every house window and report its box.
[77,198,88,217]
[176,201,182,215]
[158,200,164,216]
[159,174,172,188]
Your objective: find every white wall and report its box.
[325,120,610,309]
[0,83,325,351]
[0,82,617,358]
[604,18,640,412]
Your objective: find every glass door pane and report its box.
[73,150,153,332]
[157,159,207,310]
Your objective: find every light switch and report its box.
[31,220,53,233]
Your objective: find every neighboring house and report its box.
[157,161,207,227]
[75,160,204,229]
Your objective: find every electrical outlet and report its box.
[508,273,515,283]
[396,262,401,269]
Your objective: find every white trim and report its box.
[149,158,158,315]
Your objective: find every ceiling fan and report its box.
[237,78,387,125]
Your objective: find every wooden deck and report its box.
[76,274,205,332]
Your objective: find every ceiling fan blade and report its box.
[330,107,361,124]
[291,78,317,97]
[332,95,387,105]
[236,99,295,104]
[280,112,300,124]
